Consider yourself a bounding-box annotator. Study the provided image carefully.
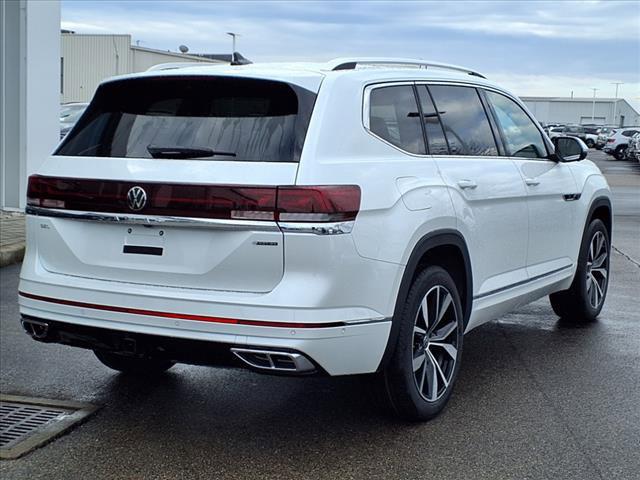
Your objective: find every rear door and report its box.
[31,75,318,293]
[483,89,577,278]
[418,84,529,298]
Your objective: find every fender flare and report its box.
[584,196,612,237]
[377,229,472,371]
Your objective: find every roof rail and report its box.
[324,57,486,79]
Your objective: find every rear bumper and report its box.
[18,283,392,376]
[21,317,327,375]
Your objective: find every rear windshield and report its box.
[56,76,316,162]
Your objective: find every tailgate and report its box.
[29,74,318,293]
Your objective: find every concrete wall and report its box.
[1,0,60,210]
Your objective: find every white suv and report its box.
[603,127,640,159]
[19,58,612,421]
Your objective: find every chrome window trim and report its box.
[25,206,280,232]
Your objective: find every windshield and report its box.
[56,76,316,162]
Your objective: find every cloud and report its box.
[60,0,640,109]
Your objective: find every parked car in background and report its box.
[596,127,617,149]
[544,124,564,136]
[549,125,586,142]
[625,132,640,162]
[59,102,88,139]
[603,127,640,159]
[583,126,600,148]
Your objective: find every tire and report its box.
[614,145,627,160]
[380,266,464,421]
[94,350,175,375]
[586,139,595,148]
[549,219,610,323]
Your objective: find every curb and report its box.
[0,244,25,268]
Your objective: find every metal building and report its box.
[521,96,640,127]
[61,33,226,103]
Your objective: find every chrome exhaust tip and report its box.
[231,348,316,374]
[21,318,50,340]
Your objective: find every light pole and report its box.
[591,88,599,122]
[226,32,239,64]
[611,82,623,126]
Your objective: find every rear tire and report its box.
[380,266,464,421]
[586,139,595,148]
[549,219,610,323]
[94,350,175,375]
[614,145,627,160]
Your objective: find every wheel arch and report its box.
[377,229,472,371]
[586,196,612,240]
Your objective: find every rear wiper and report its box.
[147,145,236,159]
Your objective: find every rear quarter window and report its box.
[56,76,316,162]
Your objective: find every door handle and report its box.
[525,178,540,186]
[457,179,477,190]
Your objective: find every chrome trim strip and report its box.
[473,264,573,300]
[25,206,280,232]
[278,221,354,235]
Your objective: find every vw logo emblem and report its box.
[127,186,147,211]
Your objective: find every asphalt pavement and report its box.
[1,150,638,479]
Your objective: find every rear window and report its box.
[56,76,316,162]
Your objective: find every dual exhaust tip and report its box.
[21,318,316,374]
[231,348,316,374]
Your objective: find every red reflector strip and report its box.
[18,291,345,329]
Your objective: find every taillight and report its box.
[277,186,360,222]
[607,138,615,143]
[27,176,361,223]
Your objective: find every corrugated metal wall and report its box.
[61,34,221,103]
[523,100,639,126]
[61,34,131,103]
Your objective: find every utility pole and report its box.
[611,82,623,126]
[591,88,599,122]
[226,32,239,64]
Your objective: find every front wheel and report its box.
[381,266,464,421]
[550,219,610,323]
[94,350,175,375]
[586,139,595,148]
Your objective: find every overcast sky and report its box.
[61,0,640,108]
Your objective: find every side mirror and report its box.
[551,136,588,162]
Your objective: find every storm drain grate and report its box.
[0,395,98,459]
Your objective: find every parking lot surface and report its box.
[1,150,638,479]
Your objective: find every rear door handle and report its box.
[525,178,540,186]
[457,179,477,190]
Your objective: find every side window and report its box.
[428,85,498,156]
[368,85,426,154]
[485,90,547,158]
[416,86,449,155]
